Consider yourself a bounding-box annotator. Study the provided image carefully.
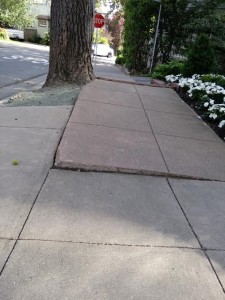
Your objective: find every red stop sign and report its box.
[94,14,105,28]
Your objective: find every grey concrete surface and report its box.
[0,240,15,270]
[0,167,47,238]
[147,110,219,141]
[87,79,137,93]
[156,135,225,181]
[70,100,151,132]
[142,95,196,115]
[93,62,135,82]
[169,179,225,250]
[79,86,142,108]
[207,251,225,290]
[55,123,168,173]
[0,241,224,300]
[56,79,225,180]
[0,127,61,169]
[21,170,198,247]
[0,106,72,128]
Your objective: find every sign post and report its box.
[94,13,105,61]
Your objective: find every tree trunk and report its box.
[45,0,95,86]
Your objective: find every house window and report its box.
[38,19,47,27]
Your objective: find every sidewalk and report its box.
[0,65,225,299]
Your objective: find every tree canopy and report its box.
[0,0,31,28]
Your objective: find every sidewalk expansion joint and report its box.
[0,170,50,278]
[80,98,143,109]
[9,238,202,250]
[167,178,225,294]
[69,121,152,134]
[53,165,225,183]
[0,125,64,131]
[133,85,170,173]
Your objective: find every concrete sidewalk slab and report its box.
[55,123,167,173]
[21,170,198,247]
[70,100,151,132]
[0,127,61,169]
[1,241,224,300]
[79,86,142,108]
[147,110,219,141]
[156,135,225,181]
[0,167,47,238]
[207,251,225,291]
[142,96,196,115]
[169,179,225,250]
[135,85,178,98]
[0,240,15,270]
[0,106,72,129]
[94,63,135,83]
[87,79,137,93]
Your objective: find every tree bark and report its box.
[45,0,95,86]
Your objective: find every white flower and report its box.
[209,99,214,105]
[218,120,225,128]
[209,113,218,120]
[204,102,209,107]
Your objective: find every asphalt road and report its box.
[0,41,49,88]
[0,40,116,101]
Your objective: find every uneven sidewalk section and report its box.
[55,79,225,181]
[1,170,225,299]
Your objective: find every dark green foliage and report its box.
[184,34,216,76]
[201,74,225,88]
[151,60,185,80]
[0,28,8,39]
[115,54,126,65]
[41,32,50,46]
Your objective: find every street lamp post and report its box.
[149,0,162,75]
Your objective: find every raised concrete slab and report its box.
[0,106,72,129]
[156,135,225,181]
[70,100,151,132]
[94,63,135,83]
[0,240,15,271]
[0,127,61,169]
[169,179,225,250]
[79,86,142,108]
[55,123,167,173]
[0,167,47,238]
[135,85,179,98]
[207,251,225,291]
[87,79,137,93]
[21,170,198,247]
[141,95,196,116]
[147,110,219,141]
[0,241,224,300]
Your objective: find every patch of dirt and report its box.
[5,84,81,107]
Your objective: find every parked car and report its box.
[4,28,24,41]
[92,44,114,58]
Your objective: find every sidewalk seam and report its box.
[134,85,170,173]
[166,178,225,294]
[0,170,50,278]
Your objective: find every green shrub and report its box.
[151,60,185,80]
[0,28,9,40]
[201,74,225,89]
[184,34,216,76]
[115,54,126,65]
[41,32,50,45]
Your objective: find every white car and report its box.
[92,44,114,58]
[5,28,24,40]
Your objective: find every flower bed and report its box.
[166,74,225,141]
